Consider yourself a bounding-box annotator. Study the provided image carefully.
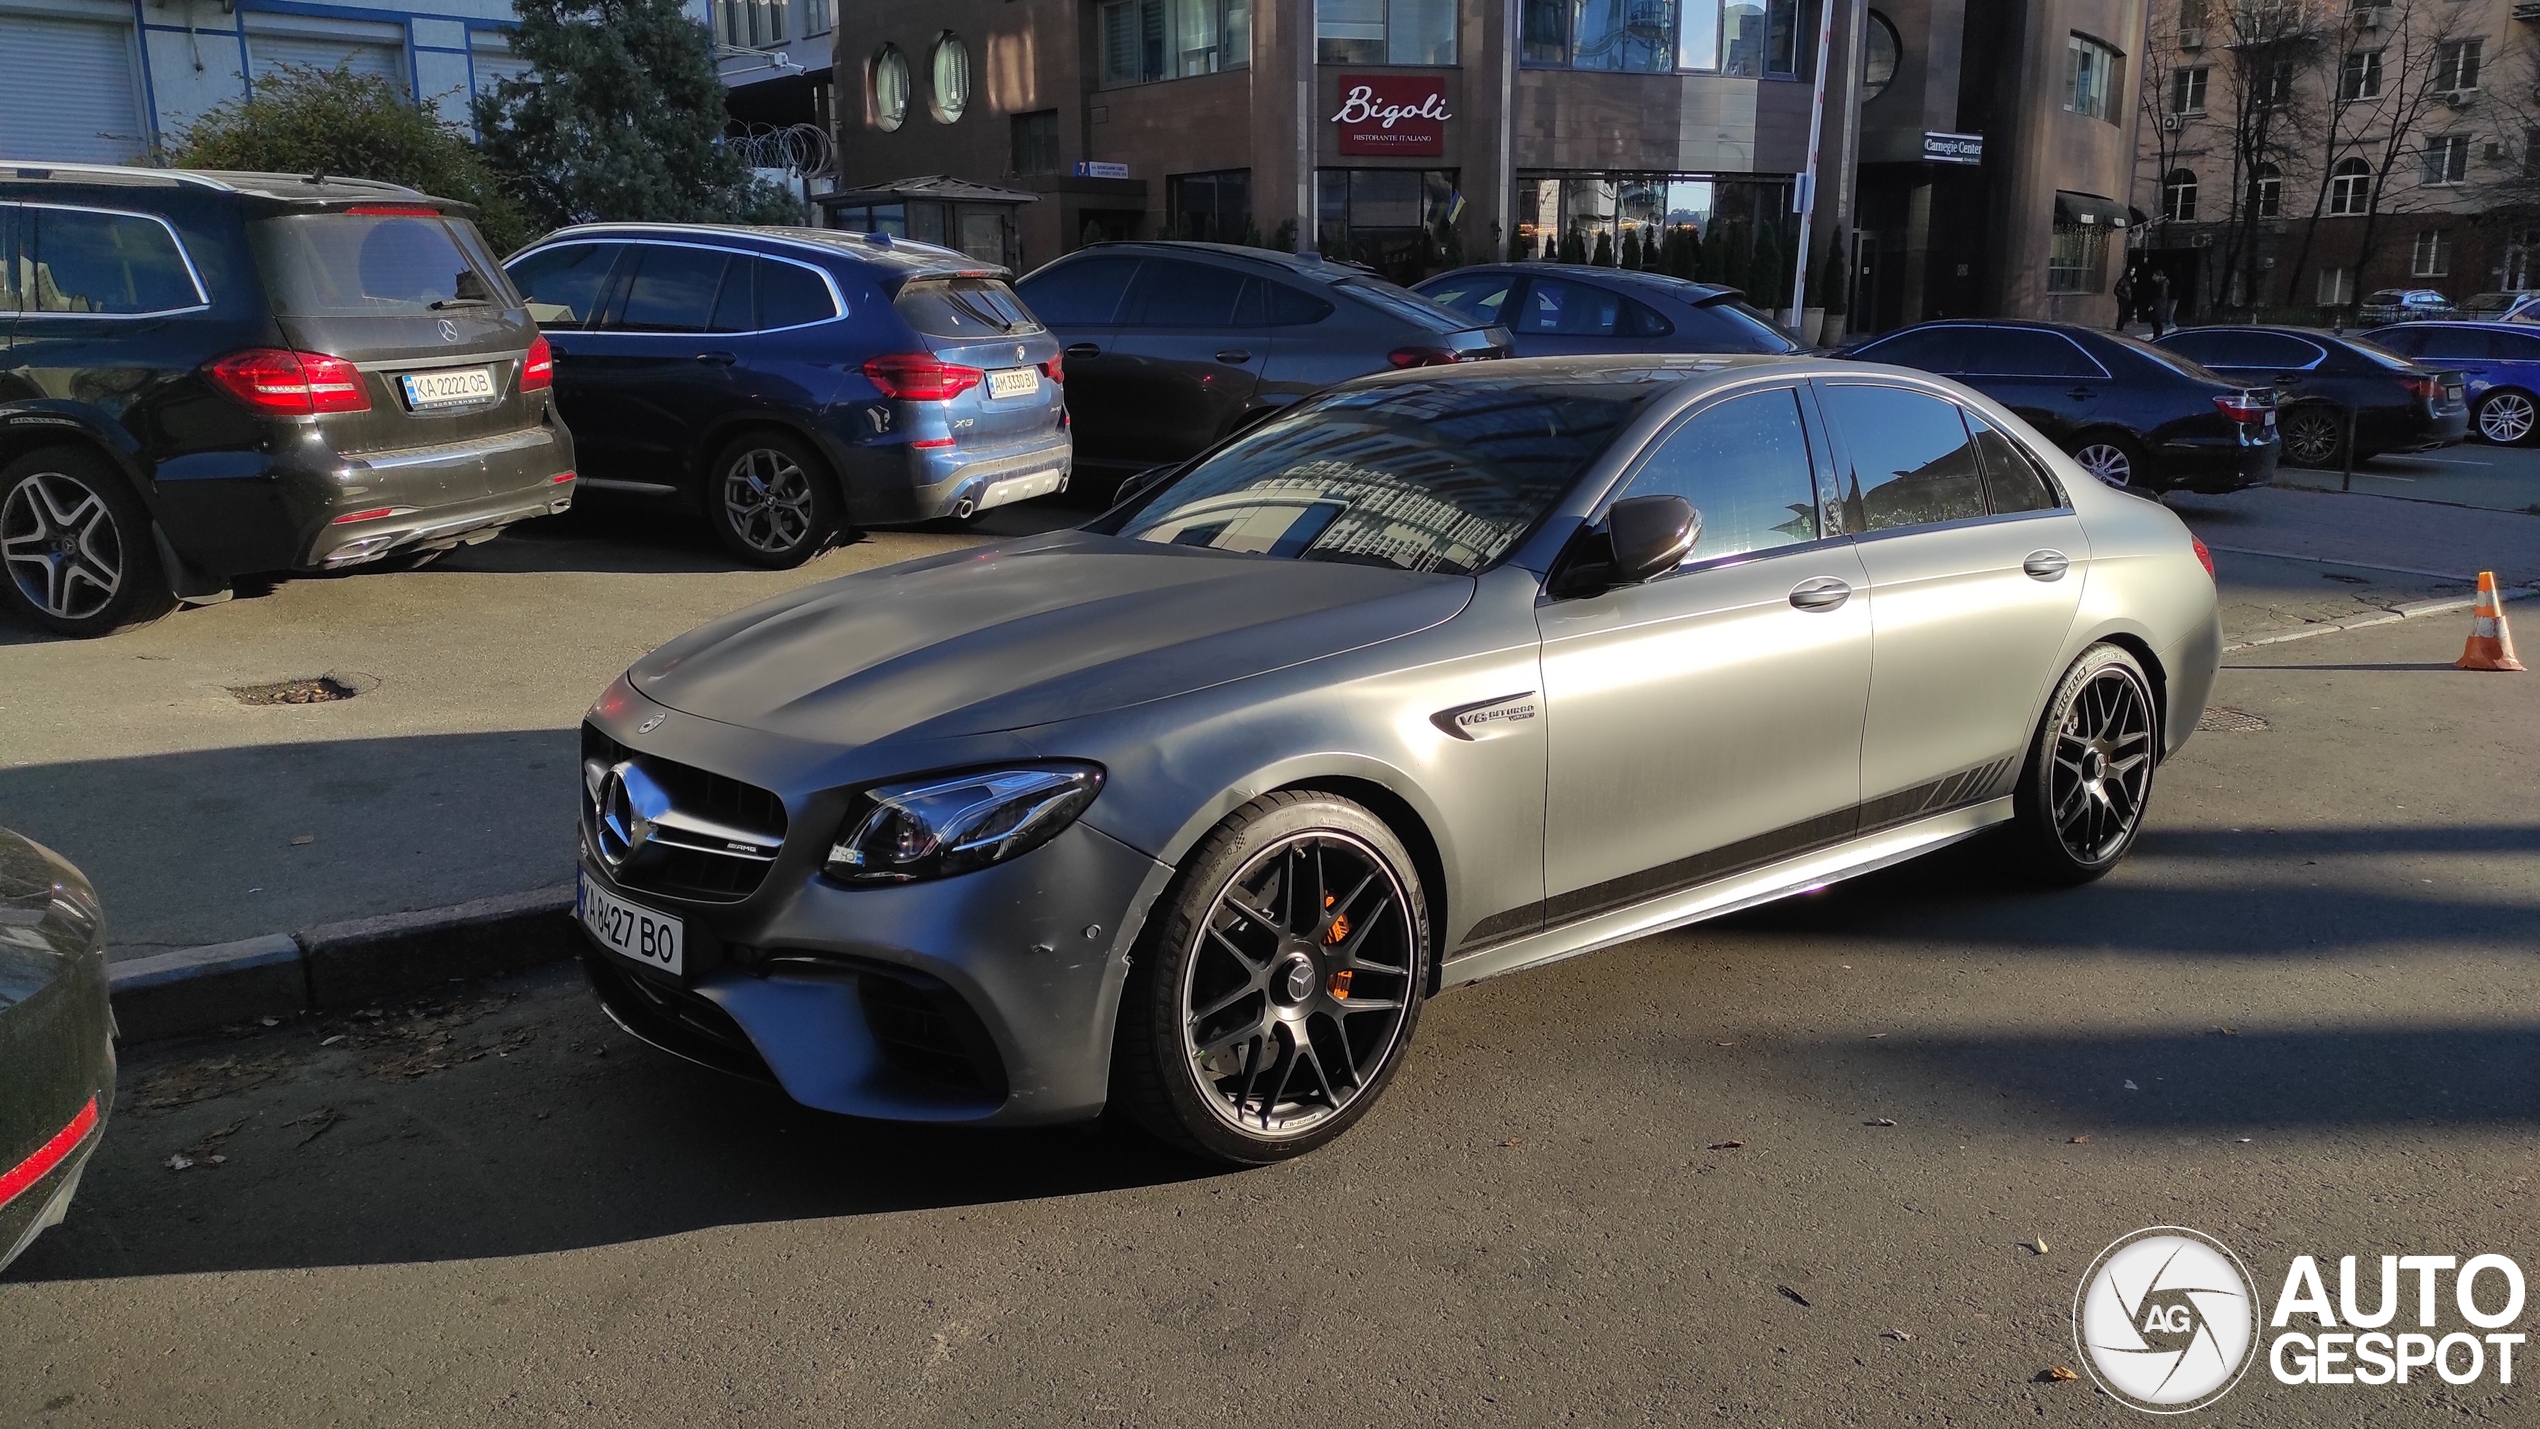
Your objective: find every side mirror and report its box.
[1110,463,1181,509]
[1607,495,1700,584]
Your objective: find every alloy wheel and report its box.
[2072,442,2133,487]
[2049,665,2155,865]
[1179,831,1418,1139]
[2479,392,2536,444]
[1,471,123,621]
[2281,410,2341,466]
[720,447,816,554]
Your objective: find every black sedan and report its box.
[2153,326,2467,468]
[1412,264,1800,358]
[1,828,112,1275]
[1014,242,1510,478]
[1839,320,2280,492]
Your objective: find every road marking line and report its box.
[2379,455,2493,468]
[2203,544,2479,582]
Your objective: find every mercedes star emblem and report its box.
[438,319,460,343]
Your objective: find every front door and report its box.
[1814,379,2088,816]
[1539,382,1873,924]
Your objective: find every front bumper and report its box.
[576,816,1169,1127]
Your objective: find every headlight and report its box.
[824,763,1105,886]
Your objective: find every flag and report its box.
[1445,190,1466,225]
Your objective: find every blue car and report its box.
[2363,321,2540,445]
[1412,263,1800,358]
[506,225,1070,566]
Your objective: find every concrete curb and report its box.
[2220,583,2539,654]
[109,881,578,1043]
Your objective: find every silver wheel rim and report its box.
[720,448,816,554]
[1179,830,1417,1140]
[2051,665,2155,864]
[2480,393,2535,443]
[1,471,123,620]
[2074,443,2133,487]
[2282,411,2340,465]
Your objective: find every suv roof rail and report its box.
[0,163,433,203]
[1,162,227,189]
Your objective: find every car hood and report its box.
[629,530,1474,746]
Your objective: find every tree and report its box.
[1591,229,1615,266]
[1672,224,1701,280]
[474,0,798,234]
[170,65,530,251]
[1559,227,1588,264]
[1749,221,1786,310]
[1620,228,1644,270]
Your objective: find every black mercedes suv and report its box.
[0,164,576,637]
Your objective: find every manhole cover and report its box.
[2196,706,2271,733]
[229,672,376,706]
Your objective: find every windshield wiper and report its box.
[428,297,489,310]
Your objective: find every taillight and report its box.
[2401,374,2440,402]
[1388,346,1464,369]
[1039,354,1064,383]
[2191,535,2215,580]
[863,353,985,400]
[521,334,554,392]
[204,348,371,415]
[2213,392,2269,424]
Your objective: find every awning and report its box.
[2055,191,2134,229]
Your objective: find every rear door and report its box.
[566,241,752,488]
[1954,328,2108,444]
[1014,253,1142,465]
[1102,256,1266,461]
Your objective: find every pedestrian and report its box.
[2149,269,2175,338]
[2112,265,2136,332]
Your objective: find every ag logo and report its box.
[2075,1227,2260,1413]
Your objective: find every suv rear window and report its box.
[894,275,1041,339]
[248,211,509,317]
[26,208,204,315]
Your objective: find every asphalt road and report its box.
[4,613,2535,1427]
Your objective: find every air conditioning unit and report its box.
[2161,113,2184,132]
[2178,28,2205,49]
[2353,5,2388,31]
[2488,141,2507,162]
[2443,90,2478,109]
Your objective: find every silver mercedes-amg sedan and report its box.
[574,355,2222,1164]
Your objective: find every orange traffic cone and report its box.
[2456,571,2526,672]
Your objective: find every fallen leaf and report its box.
[289,834,314,847]
[1776,1285,1812,1307]
[1707,1140,1745,1151]
[2068,1135,2091,1145]
[259,1016,279,1028]
[1866,1117,1898,1127]
[1498,1138,1522,1148]
[2215,1025,2239,1036]
[207,1154,227,1165]
[2039,1366,2080,1383]
[283,1107,344,1146]
[164,1153,194,1172]
[2123,1079,2141,1091]
[320,1034,346,1047]
[1881,1329,1915,1342]
[1714,1041,1735,1047]
[2026,1237,2050,1255]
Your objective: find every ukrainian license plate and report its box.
[985,366,1040,400]
[578,871,683,976]
[401,366,497,410]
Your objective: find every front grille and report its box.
[583,723,788,902]
[583,953,776,1085]
[763,955,1010,1098]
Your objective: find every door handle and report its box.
[1788,576,1853,612]
[2065,386,2098,400]
[546,343,573,359]
[2023,549,2071,582]
[695,351,737,365]
[1065,342,1103,358]
[1215,349,1253,363]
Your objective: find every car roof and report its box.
[0,161,452,209]
[1433,262,1751,304]
[1056,240,1383,285]
[521,222,1001,277]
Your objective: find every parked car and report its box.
[1837,320,2280,491]
[2152,326,2467,467]
[2356,321,2540,445]
[2357,288,2454,326]
[0,163,577,638]
[506,225,1067,565]
[1,827,112,1275]
[2451,291,2540,323]
[1012,241,1511,479]
[569,353,2221,1163]
[1411,263,1800,358]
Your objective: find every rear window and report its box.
[26,207,203,315]
[249,211,509,317]
[1337,278,1479,333]
[1676,296,1800,354]
[894,275,1041,339]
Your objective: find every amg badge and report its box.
[1432,692,1539,742]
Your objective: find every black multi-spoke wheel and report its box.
[1115,792,1429,1163]
[2007,644,2158,884]
[2279,407,2346,469]
[706,431,841,569]
[0,447,175,638]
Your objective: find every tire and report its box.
[2474,389,2537,446]
[1112,791,1431,1165]
[2278,406,2347,469]
[2066,431,2148,490]
[2006,644,2159,886]
[705,431,841,569]
[0,447,177,638]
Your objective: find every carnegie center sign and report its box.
[1332,76,1451,156]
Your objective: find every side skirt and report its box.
[1437,797,2014,991]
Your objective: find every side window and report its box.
[2157,330,2253,368]
[508,243,622,328]
[1620,296,1674,338]
[1514,277,1623,336]
[1820,384,1989,531]
[2364,327,2422,358]
[1015,255,1141,327]
[1422,272,1513,324]
[758,259,838,329]
[28,208,202,315]
[609,245,731,333]
[708,256,755,333]
[1264,281,1336,326]
[1968,412,2063,515]
[1962,330,2100,377]
[2489,330,2540,362]
[1851,326,1973,374]
[2412,327,2496,362]
[0,206,19,313]
[1121,258,1254,327]
[1615,387,1821,566]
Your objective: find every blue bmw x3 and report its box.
[506,224,1070,565]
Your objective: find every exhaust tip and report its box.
[954,498,976,519]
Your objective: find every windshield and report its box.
[1114,372,1678,575]
[249,211,512,317]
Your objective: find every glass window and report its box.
[1168,170,1251,242]
[1120,258,1254,327]
[1422,272,1515,324]
[1960,329,2101,378]
[2490,329,2540,361]
[929,34,970,123]
[1515,276,1628,336]
[1861,10,1898,99]
[2171,65,2207,115]
[1011,110,1060,175]
[2047,224,2108,294]
[28,209,203,316]
[612,246,731,333]
[2341,49,2381,102]
[2162,168,2198,223]
[507,242,620,328]
[1115,372,1671,574]
[1572,0,1675,73]
[2319,266,2355,305]
[2329,157,2371,215]
[1616,387,1820,565]
[1820,384,1988,532]
[1969,414,2060,515]
[758,259,838,328]
[2424,135,2468,186]
[895,274,1038,337]
[1108,0,1252,83]
[873,46,910,131]
[2413,229,2453,277]
[1266,282,1337,326]
[2408,327,2491,362]
[1016,254,1144,327]
[2254,162,2281,218]
[2065,34,2119,121]
[708,257,754,332]
[1518,1,1795,76]
[1849,325,1974,374]
[243,211,502,318]
[2435,38,2480,92]
[1318,0,1456,65]
[1670,295,1796,353]
[2164,330,2319,370]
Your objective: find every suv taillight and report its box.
[1388,345,1465,369]
[522,334,554,392]
[863,353,984,401]
[2213,392,2269,425]
[1039,354,1064,383]
[204,348,371,415]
